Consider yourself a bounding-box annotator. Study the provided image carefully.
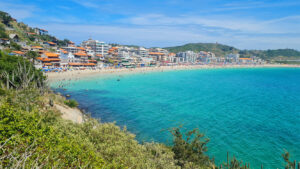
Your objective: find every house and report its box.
[44,41,56,47]
[11,51,25,57]
[26,32,36,36]
[9,34,20,43]
[149,52,164,61]
[68,41,75,47]
[74,51,90,62]
[239,58,253,64]
[37,52,61,67]
[0,38,10,45]
[34,28,48,35]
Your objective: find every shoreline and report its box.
[46,64,300,82]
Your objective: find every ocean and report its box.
[52,68,300,168]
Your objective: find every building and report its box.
[149,52,164,61]
[0,38,10,45]
[225,53,240,63]
[37,52,61,67]
[34,28,48,35]
[138,47,149,57]
[81,38,110,56]
[11,51,25,57]
[177,51,198,63]
[9,34,20,43]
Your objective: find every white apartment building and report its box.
[81,39,110,56]
[138,47,149,57]
[177,51,198,63]
[226,53,240,63]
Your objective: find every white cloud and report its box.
[122,14,300,35]
[0,2,38,19]
[218,1,300,11]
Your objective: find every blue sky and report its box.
[1,0,300,50]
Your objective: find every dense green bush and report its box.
[64,99,79,108]
[0,24,8,39]
[0,51,46,90]
[0,89,180,168]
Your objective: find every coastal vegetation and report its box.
[64,99,79,108]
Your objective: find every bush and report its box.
[64,99,78,108]
[0,51,46,90]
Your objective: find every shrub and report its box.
[64,99,78,108]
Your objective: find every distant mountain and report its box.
[164,43,300,61]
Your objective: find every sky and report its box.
[1,0,300,50]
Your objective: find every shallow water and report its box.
[52,68,300,168]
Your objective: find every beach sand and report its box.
[46,64,300,82]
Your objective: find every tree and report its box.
[0,11,13,26]
[170,126,211,167]
[26,51,38,64]
[0,24,8,39]
[10,42,21,51]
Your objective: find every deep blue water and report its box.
[52,68,300,168]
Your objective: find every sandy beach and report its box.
[46,64,300,82]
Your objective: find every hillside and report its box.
[165,43,239,57]
[0,11,70,48]
[164,43,300,61]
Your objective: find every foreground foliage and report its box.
[0,89,180,168]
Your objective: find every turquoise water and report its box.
[52,68,300,168]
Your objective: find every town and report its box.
[0,14,265,72]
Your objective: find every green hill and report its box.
[165,43,239,56]
[164,43,300,61]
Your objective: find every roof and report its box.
[149,52,164,55]
[40,29,48,32]
[88,60,97,63]
[68,41,75,44]
[12,51,25,55]
[44,63,52,66]
[76,47,85,50]
[68,63,82,66]
[83,63,96,66]
[240,58,252,60]
[68,63,96,66]
[9,34,19,39]
[37,57,51,62]
[47,42,56,45]
[44,52,59,58]
[49,58,61,62]
[96,54,103,57]
[31,46,43,49]
[74,52,87,56]
[27,32,36,35]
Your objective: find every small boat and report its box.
[117,79,120,81]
